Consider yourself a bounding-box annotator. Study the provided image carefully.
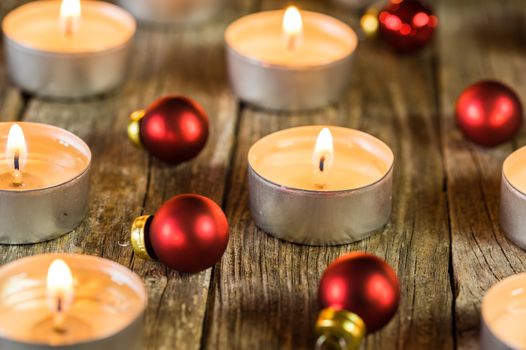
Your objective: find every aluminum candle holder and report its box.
[3,1,136,99]
[116,0,223,25]
[500,146,526,249]
[248,126,394,246]
[481,273,526,350]
[0,123,91,244]
[225,10,358,111]
[0,254,147,350]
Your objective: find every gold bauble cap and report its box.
[130,215,154,261]
[361,7,379,37]
[315,307,366,350]
[127,110,146,148]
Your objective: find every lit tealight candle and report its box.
[0,122,91,244]
[501,146,526,250]
[225,7,358,111]
[248,126,394,245]
[0,254,147,350]
[2,0,136,98]
[481,273,526,350]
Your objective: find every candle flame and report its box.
[313,128,334,173]
[47,259,74,332]
[60,0,81,37]
[6,124,27,184]
[283,6,303,51]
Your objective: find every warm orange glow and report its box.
[361,12,379,36]
[46,259,74,331]
[282,6,303,50]
[6,124,27,182]
[60,0,81,36]
[313,128,334,172]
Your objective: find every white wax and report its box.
[248,126,393,192]
[2,1,136,53]
[503,146,526,194]
[0,123,90,191]
[0,254,146,346]
[483,273,526,349]
[225,10,357,67]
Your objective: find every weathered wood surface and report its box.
[0,0,524,349]
[438,0,526,348]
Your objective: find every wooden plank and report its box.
[204,1,452,349]
[0,2,254,349]
[437,0,526,347]
[0,1,27,121]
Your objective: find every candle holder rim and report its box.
[2,0,137,56]
[0,121,91,193]
[224,10,358,71]
[248,163,393,196]
[247,125,394,194]
[481,272,526,349]
[225,44,355,72]
[0,253,147,347]
[3,33,135,58]
[502,169,526,198]
[502,146,526,196]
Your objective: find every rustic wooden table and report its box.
[0,0,524,349]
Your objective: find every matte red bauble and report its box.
[131,194,229,273]
[128,96,209,164]
[378,0,438,53]
[456,81,523,147]
[318,252,400,333]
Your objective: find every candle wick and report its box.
[315,156,328,189]
[287,35,297,51]
[64,18,74,38]
[11,150,23,187]
[53,297,67,334]
[57,297,63,313]
[319,156,326,172]
[14,150,19,171]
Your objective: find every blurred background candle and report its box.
[117,0,224,25]
[2,0,136,99]
[0,122,91,244]
[0,254,147,350]
[500,146,526,250]
[481,273,526,350]
[225,7,358,111]
[248,126,394,245]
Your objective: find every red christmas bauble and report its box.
[149,194,229,273]
[456,81,523,147]
[378,0,438,53]
[318,252,400,333]
[140,96,209,164]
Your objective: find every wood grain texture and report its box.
[204,1,452,349]
[0,1,253,349]
[1,0,525,348]
[437,0,526,347]
[0,1,26,121]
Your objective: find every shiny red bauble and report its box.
[378,0,438,53]
[318,252,400,333]
[456,81,523,147]
[140,96,209,164]
[149,194,229,273]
